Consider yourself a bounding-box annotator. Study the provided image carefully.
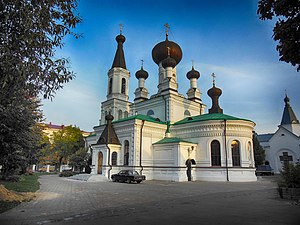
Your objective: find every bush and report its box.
[279,163,300,188]
[4,175,20,182]
[59,170,76,177]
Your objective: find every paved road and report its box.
[0,175,298,225]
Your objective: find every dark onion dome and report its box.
[207,84,222,98]
[105,113,114,122]
[186,66,200,79]
[152,36,182,65]
[116,34,126,43]
[162,56,177,68]
[135,66,149,79]
[284,95,290,105]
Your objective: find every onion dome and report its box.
[105,113,114,122]
[207,74,223,114]
[207,84,222,98]
[152,36,182,65]
[135,66,149,79]
[116,34,125,43]
[162,56,177,68]
[186,66,200,79]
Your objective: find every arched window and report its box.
[111,152,117,166]
[211,140,221,166]
[124,111,128,118]
[184,110,191,117]
[121,78,126,94]
[118,110,122,120]
[109,78,113,94]
[124,140,129,165]
[147,110,154,117]
[231,140,240,167]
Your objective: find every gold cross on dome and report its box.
[119,24,123,34]
[164,23,170,36]
[141,59,144,68]
[211,73,216,85]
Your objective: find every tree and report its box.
[52,126,85,170]
[69,147,89,172]
[257,0,300,71]
[0,0,81,179]
[253,132,265,166]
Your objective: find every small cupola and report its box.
[207,73,223,114]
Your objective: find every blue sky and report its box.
[42,0,300,134]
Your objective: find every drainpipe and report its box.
[162,95,167,121]
[106,141,112,180]
[224,119,229,181]
[139,120,145,175]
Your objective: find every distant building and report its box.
[258,95,300,174]
[86,27,257,182]
[40,122,91,143]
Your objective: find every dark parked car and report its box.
[255,165,274,176]
[111,170,146,183]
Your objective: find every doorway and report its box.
[98,152,103,174]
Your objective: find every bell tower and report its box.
[100,25,131,125]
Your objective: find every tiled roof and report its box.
[257,134,274,143]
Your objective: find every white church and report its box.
[86,27,257,182]
[258,95,300,174]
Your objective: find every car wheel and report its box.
[137,181,141,184]
[112,177,116,182]
[126,178,131,184]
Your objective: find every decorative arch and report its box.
[211,140,221,166]
[111,152,117,166]
[231,140,241,167]
[124,111,128,118]
[184,110,191,117]
[121,78,126,94]
[118,109,123,120]
[124,140,129,165]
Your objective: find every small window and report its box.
[147,110,154,117]
[118,110,123,120]
[124,111,128,118]
[124,140,129,166]
[121,78,126,94]
[111,152,117,165]
[184,110,191,117]
[109,78,113,94]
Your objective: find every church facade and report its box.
[258,96,300,174]
[86,29,257,182]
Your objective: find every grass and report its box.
[0,173,40,213]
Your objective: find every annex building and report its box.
[86,28,257,182]
[258,95,300,174]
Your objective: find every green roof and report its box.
[113,114,166,125]
[153,137,196,145]
[174,113,253,125]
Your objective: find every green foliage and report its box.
[257,0,300,71]
[279,163,300,188]
[52,126,85,168]
[0,0,81,179]
[69,147,89,171]
[0,173,40,193]
[253,133,265,166]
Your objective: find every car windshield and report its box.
[133,171,139,175]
